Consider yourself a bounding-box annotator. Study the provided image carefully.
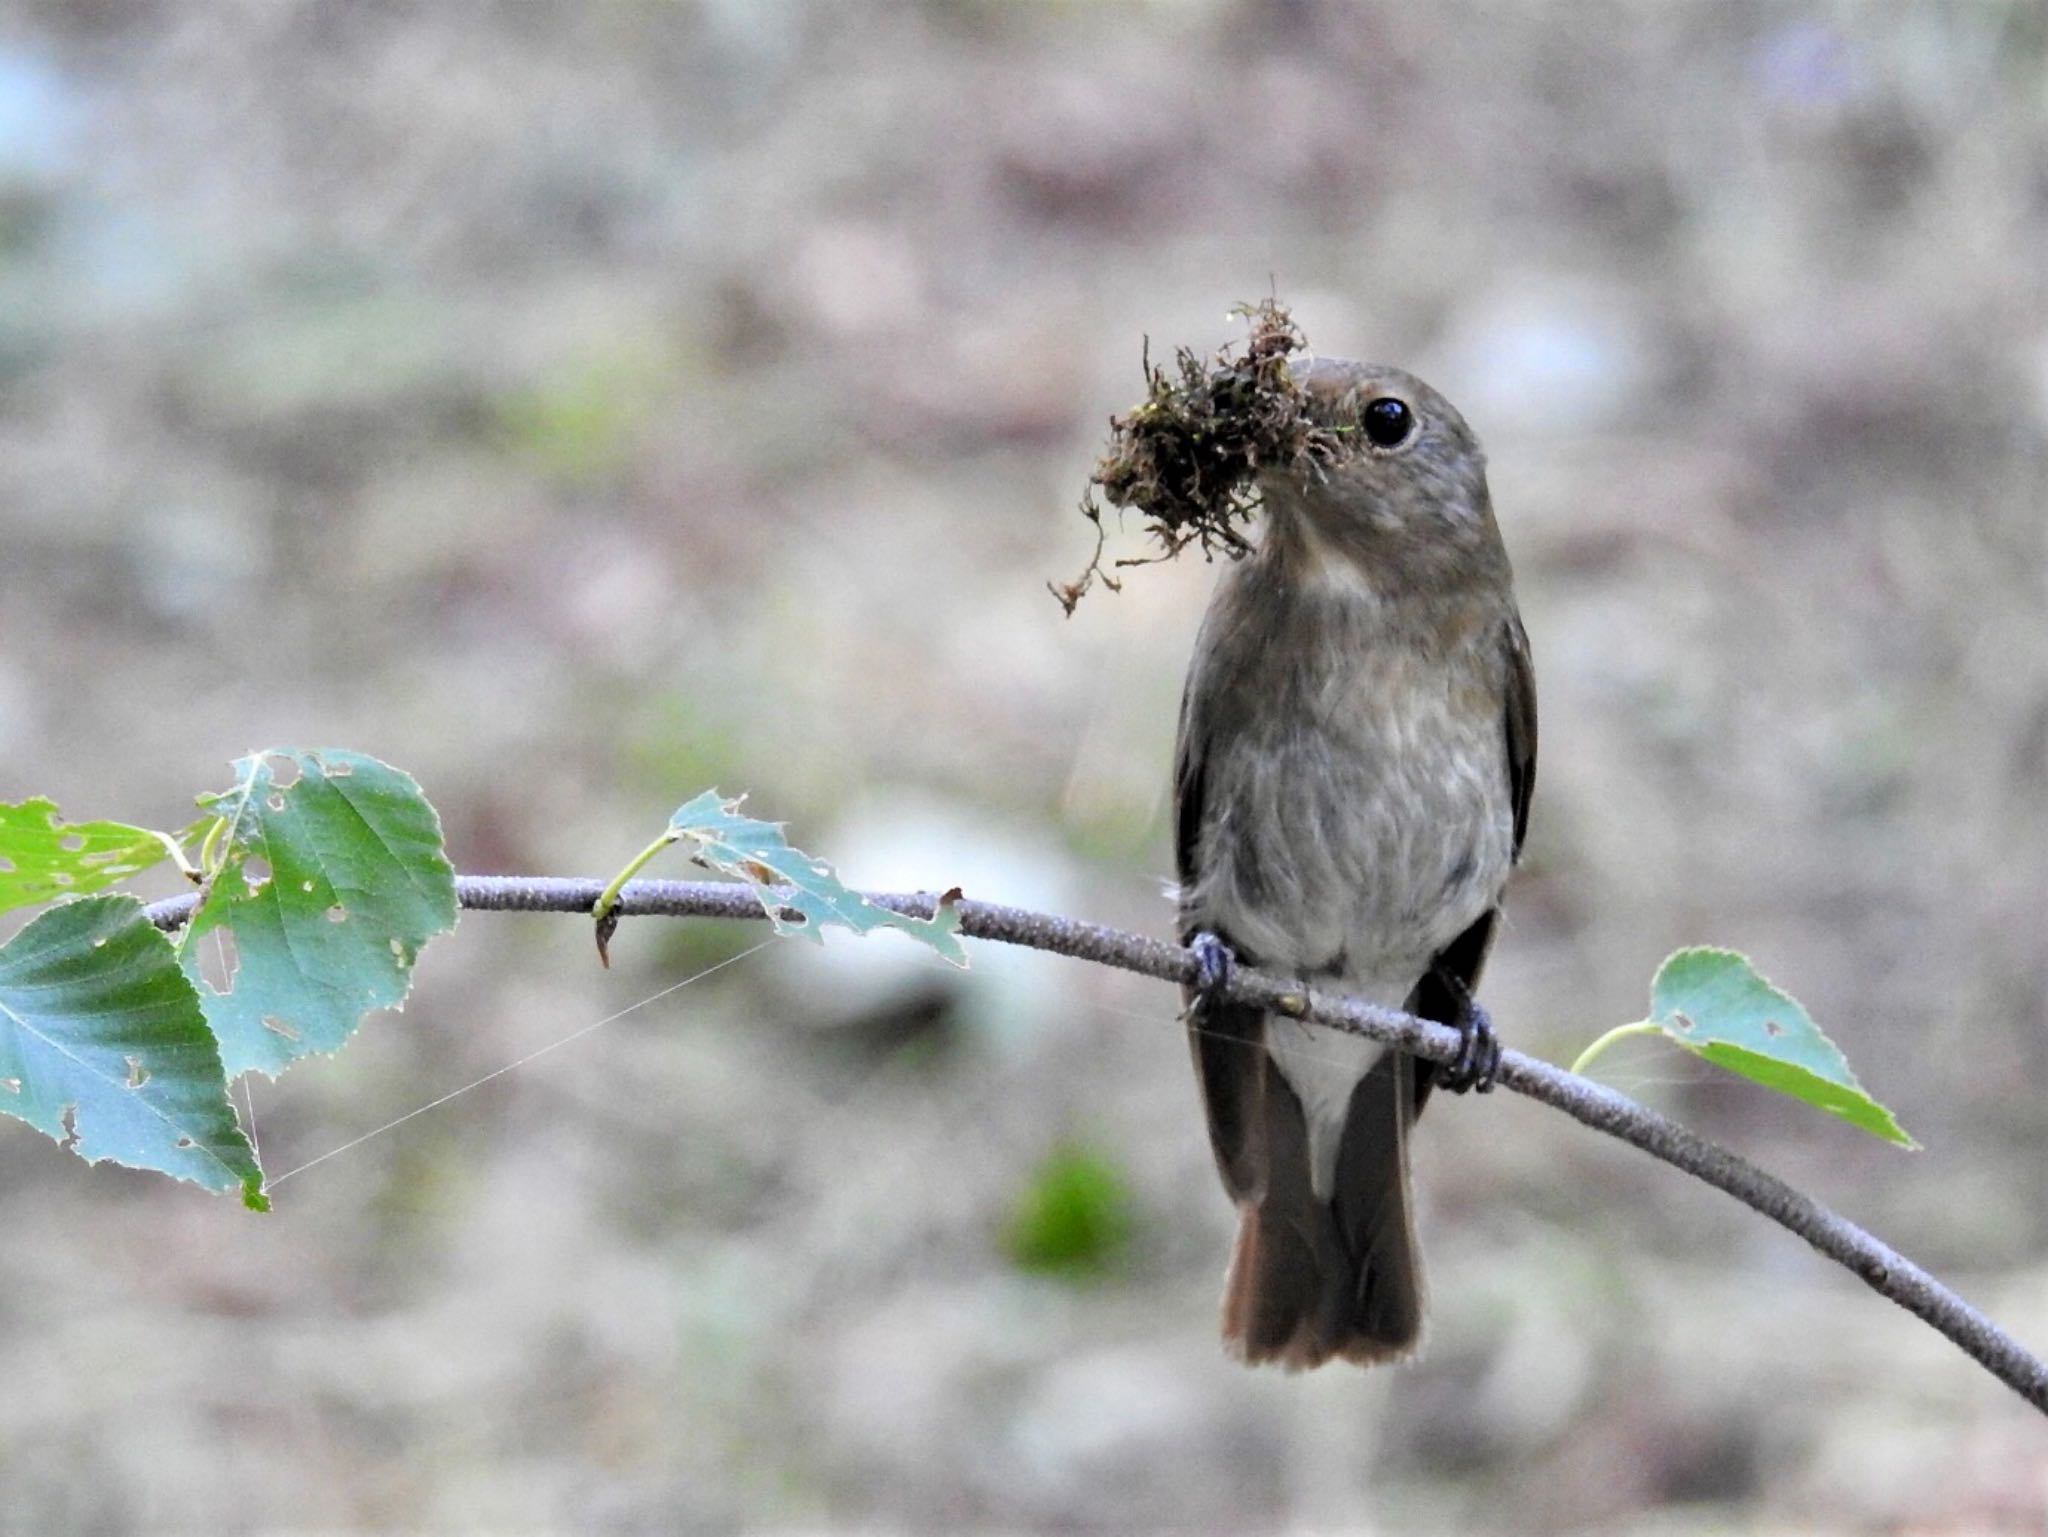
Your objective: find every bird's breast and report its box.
[1185,617,1515,989]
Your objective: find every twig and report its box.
[143,875,2048,1414]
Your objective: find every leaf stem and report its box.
[588,831,680,964]
[147,827,204,884]
[1570,1019,1663,1077]
[195,816,228,876]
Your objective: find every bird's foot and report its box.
[1436,994,1502,1095]
[1186,930,1236,1013]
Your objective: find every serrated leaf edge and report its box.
[667,790,968,968]
[0,894,259,1191]
[1651,945,1918,1149]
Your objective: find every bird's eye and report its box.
[1361,397,1413,448]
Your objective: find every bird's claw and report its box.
[1187,930,1236,1011]
[1437,996,1501,1094]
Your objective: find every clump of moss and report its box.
[1051,299,1341,614]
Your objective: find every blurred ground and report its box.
[0,2,2044,1532]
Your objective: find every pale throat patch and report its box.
[1292,515,1388,605]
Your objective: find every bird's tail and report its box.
[1221,1050,1423,1368]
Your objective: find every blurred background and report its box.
[0,1,2043,1531]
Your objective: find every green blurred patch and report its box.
[1003,1139,1134,1279]
[196,291,459,421]
[1055,794,1164,869]
[645,912,774,979]
[620,690,750,803]
[493,341,678,483]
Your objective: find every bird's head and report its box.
[1258,358,1506,593]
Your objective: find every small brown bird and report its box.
[1174,358,1535,1368]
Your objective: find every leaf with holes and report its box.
[664,790,966,965]
[0,799,177,915]
[0,894,266,1207]
[1650,947,1917,1148]
[181,749,458,1078]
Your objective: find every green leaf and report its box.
[0,894,266,1207]
[663,790,967,966]
[181,749,457,1079]
[0,799,176,914]
[1650,947,1918,1148]
[1004,1141,1135,1278]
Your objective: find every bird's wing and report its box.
[1504,610,1538,862]
[1173,669,1208,904]
[1174,662,1267,1200]
[1406,612,1537,1109]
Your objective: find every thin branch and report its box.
[144,875,2048,1415]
